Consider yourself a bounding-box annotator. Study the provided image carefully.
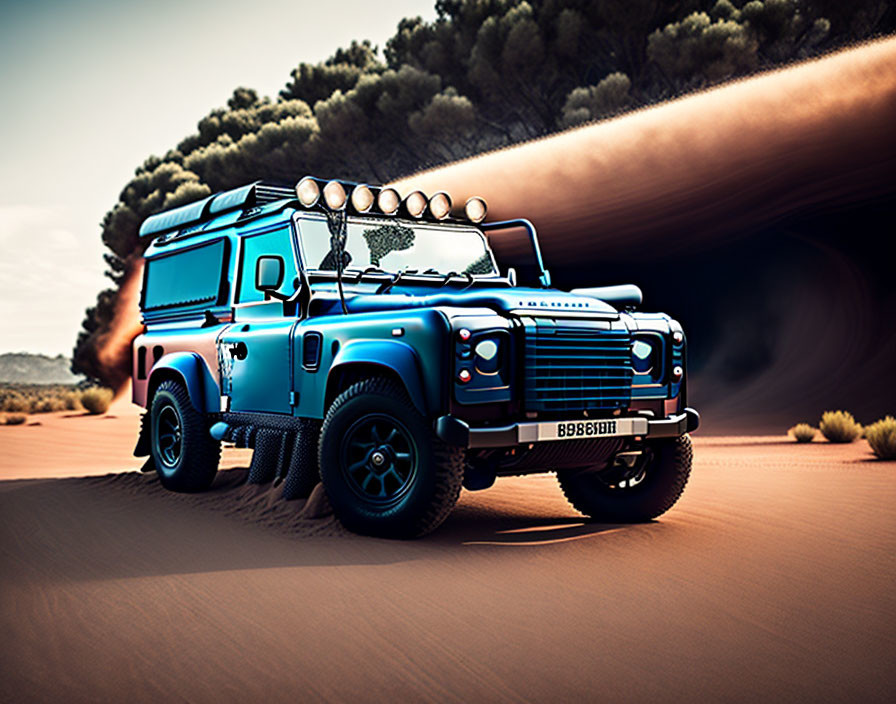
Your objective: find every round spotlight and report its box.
[350,184,374,213]
[464,196,487,223]
[296,177,320,208]
[428,192,452,220]
[323,180,347,210]
[377,187,400,215]
[405,191,427,219]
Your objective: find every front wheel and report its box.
[150,380,220,492]
[557,435,692,522]
[319,377,464,538]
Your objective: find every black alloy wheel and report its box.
[319,377,464,538]
[342,414,418,506]
[150,379,220,492]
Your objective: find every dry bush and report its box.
[62,391,82,411]
[4,413,27,425]
[864,416,896,460]
[819,410,863,443]
[33,397,65,413]
[80,387,114,415]
[0,392,30,413]
[788,423,816,443]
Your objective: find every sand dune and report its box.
[2,413,894,703]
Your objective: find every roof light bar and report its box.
[350,184,375,213]
[404,191,428,219]
[323,180,347,210]
[465,196,488,223]
[377,188,401,215]
[296,177,321,208]
[428,192,452,220]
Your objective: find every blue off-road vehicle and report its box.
[132,176,699,538]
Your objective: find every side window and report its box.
[143,239,227,310]
[237,227,298,304]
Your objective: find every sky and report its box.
[0,0,435,356]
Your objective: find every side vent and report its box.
[137,346,147,380]
[302,332,323,371]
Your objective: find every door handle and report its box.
[228,341,248,360]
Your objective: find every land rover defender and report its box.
[132,176,699,538]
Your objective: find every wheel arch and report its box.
[146,352,219,414]
[324,340,427,416]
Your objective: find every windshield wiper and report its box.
[377,268,418,295]
[438,271,474,289]
[343,266,388,282]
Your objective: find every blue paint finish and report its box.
[220,320,296,414]
[134,179,697,449]
[149,352,219,413]
[330,339,426,412]
[295,307,453,419]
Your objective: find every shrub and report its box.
[789,423,816,443]
[62,391,82,411]
[33,397,65,413]
[4,413,26,425]
[865,416,896,460]
[819,410,863,443]
[80,387,114,415]
[0,393,29,413]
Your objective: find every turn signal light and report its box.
[458,369,472,383]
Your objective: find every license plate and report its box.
[528,417,648,443]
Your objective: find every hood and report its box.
[309,286,619,318]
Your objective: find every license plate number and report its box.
[556,420,617,439]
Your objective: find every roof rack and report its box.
[139,176,490,241]
[138,181,294,238]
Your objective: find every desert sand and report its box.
[1,408,894,703]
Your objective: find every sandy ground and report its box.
[1,410,894,703]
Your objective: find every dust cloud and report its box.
[95,257,144,395]
[393,37,896,263]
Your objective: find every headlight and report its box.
[377,188,400,215]
[428,192,452,220]
[464,196,487,223]
[350,184,374,213]
[631,339,655,375]
[474,337,502,374]
[323,180,347,210]
[404,191,428,218]
[296,176,320,207]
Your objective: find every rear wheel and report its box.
[557,435,692,522]
[319,377,464,538]
[150,380,220,492]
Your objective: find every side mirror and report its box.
[255,256,284,296]
[506,267,517,286]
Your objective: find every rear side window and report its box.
[143,239,227,310]
[237,227,298,304]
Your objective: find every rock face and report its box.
[0,353,83,384]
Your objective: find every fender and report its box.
[147,352,220,414]
[327,340,428,415]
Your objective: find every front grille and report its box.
[523,325,632,413]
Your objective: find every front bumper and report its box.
[436,408,700,449]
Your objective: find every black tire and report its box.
[150,379,220,492]
[557,435,692,523]
[319,377,464,538]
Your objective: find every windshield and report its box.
[296,215,497,276]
